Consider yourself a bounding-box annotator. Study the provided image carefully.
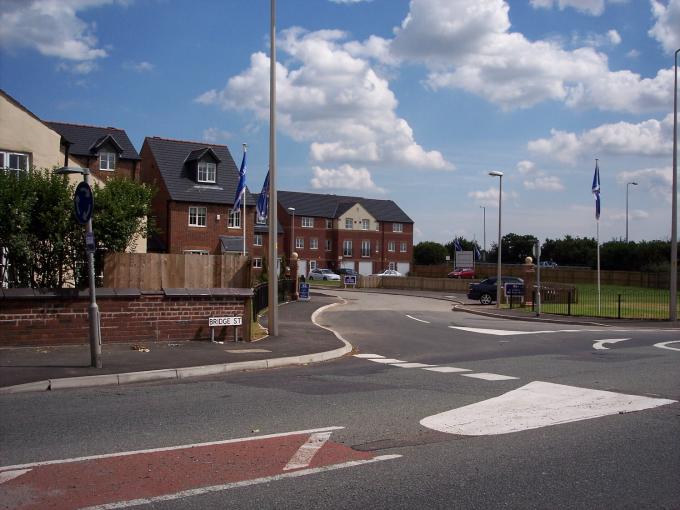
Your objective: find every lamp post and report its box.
[626,182,638,243]
[489,171,503,308]
[268,0,279,335]
[480,205,486,262]
[288,207,295,259]
[56,166,102,368]
[671,48,679,321]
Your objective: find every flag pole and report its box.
[242,143,247,257]
[595,158,601,314]
[267,0,278,336]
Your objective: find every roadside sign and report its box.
[299,282,310,301]
[85,231,96,254]
[343,275,357,287]
[74,181,93,225]
[209,316,243,327]
[504,283,524,297]
[455,251,474,269]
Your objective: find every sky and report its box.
[1,0,679,248]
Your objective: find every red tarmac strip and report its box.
[0,430,374,510]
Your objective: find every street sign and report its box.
[455,251,474,268]
[299,282,310,301]
[343,275,357,287]
[209,316,243,327]
[504,283,524,297]
[74,181,93,225]
[85,231,96,254]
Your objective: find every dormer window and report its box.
[99,151,116,171]
[197,161,216,183]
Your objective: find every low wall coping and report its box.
[1,287,253,300]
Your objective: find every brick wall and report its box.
[0,289,252,347]
[70,154,140,183]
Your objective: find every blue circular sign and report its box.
[74,181,94,224]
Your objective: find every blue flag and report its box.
[233,146,247,210]
[453,239,462,251]
[592,160,600,220]
[256,171,270,222]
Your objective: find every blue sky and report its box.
[1,0,679,248]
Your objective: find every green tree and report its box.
[413,241,447,265]
[444,237,481,261]
[488,233,537,263]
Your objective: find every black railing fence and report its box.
[252,279,295,317]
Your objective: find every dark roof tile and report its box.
[46,121,140,160]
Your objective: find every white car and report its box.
[308,268,341,281]
[374,269,403,277]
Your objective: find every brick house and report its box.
[277,191,414,276]
[140,137,283,272]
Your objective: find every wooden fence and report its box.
[103,253,251,290]
[360,275,471,292]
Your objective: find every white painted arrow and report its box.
[592,338,630,350]
[0,469,31,484]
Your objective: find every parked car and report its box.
[336,268,359,277]
[308,268,341,281]
[467,276,524,305]
[540,260,558,268]
[447,267,475,279]
[374,269,403,277]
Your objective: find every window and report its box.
[310,238,318,250]
[309,260,317,271]
[228,209,241,228]
[189,207,207,227]
[1,151,29,175]
[197,161,216,183]
[345,218,353,229]
[361,219,370,230]
[361,241,371,257]
[99,151,116,171]
[326,219,333,229]
[254,234,263,246]
[302,217,314,228]
[183,249,209,255]
[389,262,396,270]
[343,240,352,257]
[325,239,332,251]
[256,215,267,225]
[400,242,407,253]
[388,241,395,252]
[253,257,263,268]
[296,237,304,249]
[393,223,403,233]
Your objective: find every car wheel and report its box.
[480,293,493,305]
[323,277,327,281]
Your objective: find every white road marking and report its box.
[0,427,345,472]
[390,362,436,368]
[420,381,676,436]
[406,315,430,324]
[368,358,406,364]
[654,341,680,352]
[283,431,332,471]
[80,455,403,510]
[353,354,384,358]
[592,338,630,350]
[422,367,472,373]
[461,373,519,381]
[0,469,31,484]
[449,326,595,336]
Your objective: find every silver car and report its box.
[308,268,341,281]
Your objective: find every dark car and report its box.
[336,268,359,277]
[467,276,524,305]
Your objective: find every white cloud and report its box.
[529,0,626,16]
[123,61,154,72]
[468,187,519,207]
[528,114,673,163]
[607,29,622,45]
[617,166,673,203]
[649,0,680,54]
[390,0,671,113]
[310,164,385,193]
[202,128,232,144]
[516,160,565,190]
[197,28,453,171]
[0,0,122,63]
[517,160,536,175]
[626,49,641,58]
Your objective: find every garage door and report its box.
[341,261,355,270]
[397,262,410,275]
[297,259,307,277]
[358,262,372,275]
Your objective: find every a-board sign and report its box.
[209,316,243,327]
[343,275,357,286]
[299,282,310,301]
[504,283,524,297]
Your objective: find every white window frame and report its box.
[392,223,403,233]
[253,257,263,268]
[183,249,209,255]
[361,219,370,230]
[99,151,116,171]
[343,240,352,257]
[388,241,396,252]
[254,234,263,246]
[326,218,333,229]
[228,208,241,228]
[197,161,216,183]
[400,242,407,253]
[309,260,318,271]
[302,217,314,228]
[389,262,396,271]
[310,238,318,250]
[345,218,353,229]
[325,239,332,251]
[1,151,29,175]
[361,240,371,257]
[296,237,304,249]
[189,206,207,227]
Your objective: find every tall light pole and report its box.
[268,0,279,335]
[489,171,503,308]
[671,48,679,321]
[288,207,295,259]
[626,181,638,243]
[480,205,486,262]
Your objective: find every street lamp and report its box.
[671,48,679,321]
[489,171,503,308]
[480,205,486,262]
[56,166,102,368]
[288,207,295,259]
[626,182,638,243]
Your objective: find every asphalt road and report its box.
[1,292,678,509]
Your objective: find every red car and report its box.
[447,267,475,279]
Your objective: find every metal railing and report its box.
[252,278,295,316]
